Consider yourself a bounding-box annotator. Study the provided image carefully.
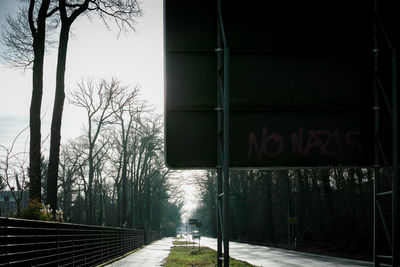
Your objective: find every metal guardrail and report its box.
[0,217,159,266]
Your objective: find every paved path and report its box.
[106,237,173,267]
[200,237,374,267]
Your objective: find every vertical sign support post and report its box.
[223,46,230,267]
[372,0,380,264]
[391,47,398,267]
[216,0,229,266]
[216,2,223,266]
[216,5,224,265]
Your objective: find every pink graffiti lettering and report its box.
[291,127,304,155]
[248,127,284,159]
[248,126,363,161]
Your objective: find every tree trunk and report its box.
[128,179,134,228]
[93,179,98,223]
[265,171,275,240]
[121,148,128,225]
[116,182,122,226]
[86,152,94,224]
[29,0,51,202]
[320,169,335,240]
[64,172,72,221]
[47,24,70,214]
[356,168,367,217]
[98,183,103,225]
[297,170,307,241]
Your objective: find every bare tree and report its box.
[0,126,30,214]
[69,78,137,224]
[50,82,180,229]
[58,141,87,221]
[112,85,141,225]
[47,0,142,215]
[129,114,164,228]
[1,0,59,202]
[2,0,142,211]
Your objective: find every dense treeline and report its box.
[52,78,182,234]
[193,168,385,259]
[1,78,181,236]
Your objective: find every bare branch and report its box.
[1,10,34,69]
[87,0,142,35]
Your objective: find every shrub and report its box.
[12,199,63,222]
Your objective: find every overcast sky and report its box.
[0,0,164,150]
[0,0,198,221]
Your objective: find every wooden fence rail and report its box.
[0,217,159,266]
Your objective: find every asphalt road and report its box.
[200,237,374,267]
[107,236,376,267]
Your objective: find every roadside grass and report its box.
[163,246,255,267]
[173,240,196,245]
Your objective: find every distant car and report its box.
[192,230,200,239]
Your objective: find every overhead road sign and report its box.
[189,218,199,225]
[164,0,374,168]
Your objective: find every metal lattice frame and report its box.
[373,0,398,265]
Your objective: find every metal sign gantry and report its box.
[164,0,398,265]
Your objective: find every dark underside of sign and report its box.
[164,0,374,168]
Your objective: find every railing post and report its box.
[112,229,116,258]
[127,229,130,252]
[84,226,87,266]
[5,217,8,264]
[35,220,38,266]
[101,226,104,263]
[57,222,60,265]
[72,224,75,266]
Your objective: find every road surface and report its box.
[200,237,374,267]
[108,236,377,267]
